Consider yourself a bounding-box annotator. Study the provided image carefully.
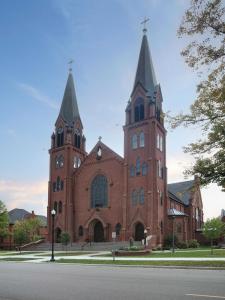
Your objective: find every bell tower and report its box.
[123,27,167,246]
[48,69,86,242]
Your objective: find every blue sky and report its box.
[0,0,223,218]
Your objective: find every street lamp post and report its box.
[144,229,147,249]
[50,209,56,262]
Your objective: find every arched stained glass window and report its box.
[142,162,148,176]
[136,157,141,175]
[91,175,108,208]
[132,134,138,149]
[56,176,61,191]
[139,132,145,147]
[139,188,144,204]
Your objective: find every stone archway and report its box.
[93,221,104,242]
[135,222,144,241]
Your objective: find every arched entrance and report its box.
[55,227,62,243]
[94,221,104,242]
[135,222,144,241]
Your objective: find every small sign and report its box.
[112,232,116,239]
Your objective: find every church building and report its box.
[47,29,204,247]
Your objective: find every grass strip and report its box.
[55,259,225,268]
[0,257,38,262]
[97,249,225,258]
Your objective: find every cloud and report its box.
[0,179,48,216]
[17,82,58,110]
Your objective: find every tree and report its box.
[169,0,225,190]
[61,232,70,252]
[13,217,42,252]
[13,220,30,251]
[0,200,9,242]
[203,218,225,254]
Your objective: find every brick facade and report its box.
[47,31,204,247]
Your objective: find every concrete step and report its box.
[24,241,142,251]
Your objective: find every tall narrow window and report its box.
[56,176,61,191]
[132,190,138,206]
[157,133,160,149]
[130,165,135,177]
[57,127,64,147]
[91,175,108,208]
[160,136,163,151]
[157,160,163,178]
[159,191,163,206]
[74,130,81,148]
[78,226,83,237]
[58,201,62,213]
[160,221,163,234]
[142,162,148,176]
[139,132,145,147]
[132,134,138,149]
[74,156,81,168]
[139,188,144,204]
[134,97,144,122]
[136,157,141,175]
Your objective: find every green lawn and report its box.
[56,259,225,268]
[98,249,225,258]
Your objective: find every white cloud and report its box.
[17,83,58,110]
[0,179,48,216]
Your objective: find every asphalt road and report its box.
[0,263,225,300]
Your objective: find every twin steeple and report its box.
[58,71,80,126]
[133,29,157,96]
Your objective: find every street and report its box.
[0,262,225,300]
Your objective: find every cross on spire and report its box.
[141,17,150,34]
[98,136,102,142]
[68,59,74,73]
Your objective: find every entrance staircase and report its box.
[24,241,142,252]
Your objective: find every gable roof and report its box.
[8,208,30,224]
[8,208,47,226]
[168,180,195,206]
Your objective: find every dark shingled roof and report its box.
[132,32,157,96]
[8,208,30,224]
[59,72,80,126]
[8,208,47,226]
[168,180,195,206]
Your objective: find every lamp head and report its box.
[51,209,56,216]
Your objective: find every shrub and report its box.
[188,239,199,248]
[163,234,178,248]
[177,241,188,249]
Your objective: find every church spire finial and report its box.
[141,17,150,34]
[68,59,74,73]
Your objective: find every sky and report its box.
[0,0,224,219]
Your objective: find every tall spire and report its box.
[133,29,157,95]
[58,71,80,126]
